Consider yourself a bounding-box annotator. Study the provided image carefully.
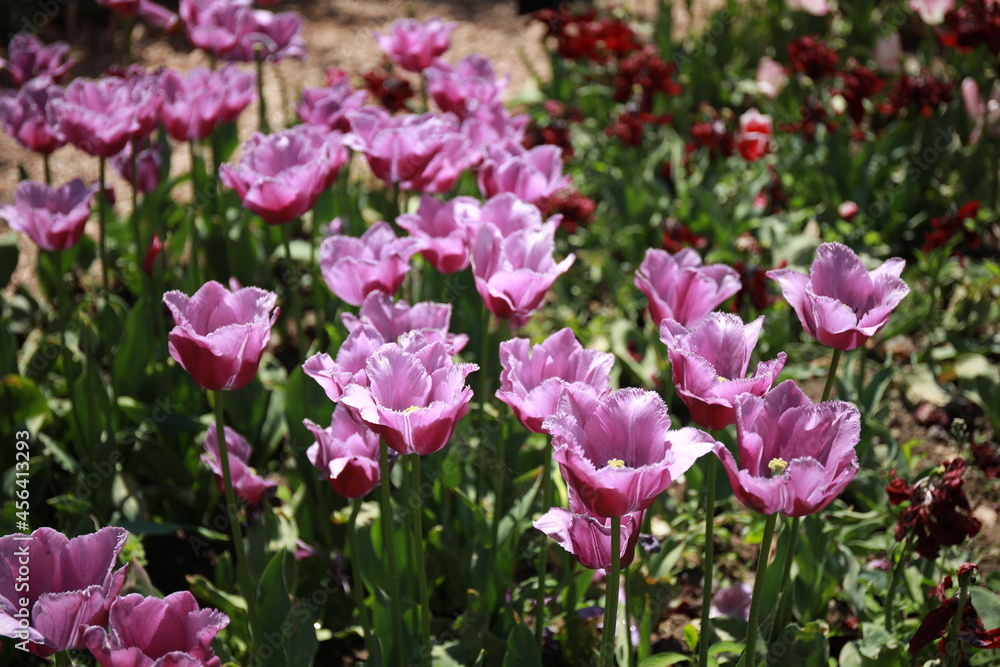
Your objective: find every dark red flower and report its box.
[910,564,1000,657]
[360,66,414,113]
[837,60,885,124]
[687,119,734,157]
[787,35,839,81]
[661,222,707,253]
[531,7,640,62]
[779,97,838,141]
[971,440,1000,478]
[730,259,786,313]
[888,459,982,560]
[605,108,671,147]
[522,101,580,160]
[940,0,1000,55]
[143,233,164,275]
[880,72,954,118]
[612,46,681,113]
[922,200,982,256]
[545,189,595,234]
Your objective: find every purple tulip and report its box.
[346,108,471,193]
[183,0,252,57]
[0,76,65,154]
[478,144,571,207]
[397,195,480,273]
[534,488,644,571]
[83,591,228,667]
[341,290,469,354]
[0,527,128,657]
[303,324,384,402]
[305,404,382,498]
[497,328,614,433]
[0,33,73,87]
[318,222,420,307]
[50,74,161,158]
[424,54,506,120]
[111,140,162,194]
[478,192,559,237]
[767,242,910,351]
[375,18,457,73]
[341,338,478,456]
[201,423,277,505]
[0,179,97,252]
[219,125,348,225]
[470,218,575,327]
[545,388,716,518]
[224,9,306,63]
[659,314,787,431]
[297,75,368,133]
[714,380,861,517]
[162,281,279,391]
[95,0,179,30]
[160,65,256,141]
[709,582,753,620]
[634,248,742,328]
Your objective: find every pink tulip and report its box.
[0,33,73,87]
[755,57,788,99]
[83,591,228,667]
[224,9,305,62]
[478,193,559,237]
[0,179,97,251]
[305,404,382,498]
[735,108,772,162]
[477,144,571,206]
[714,380,861,516]
[0,76,66,154]
[962,77,1000,145]
[660,314,787,431]
[0,527,128,657]
[534,488,644,571]
[298,75,368,133]
[95,0,179,31]
[162,281,279,391]
[201,423,278,505]
[709,582,753,620]
[545,388,716,518]
[375,18,457,73]
[424,54,506,119]
[111,140,162,194]
[303,324,385,403]
[767,242,909,351]
[397,195,480,273]
[160,65,256,141]
[908,0,954,25]
[497,328,614,433]
[219,125,348,225]
[785,0,830,16]
[341,338,478,456]
[873,32,902,74]
[319,222,420,306]
[634,248,741,328]
[341,290,469,354]
[184,0,251,55]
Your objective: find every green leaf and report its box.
[0,233,20,289]
[0,374,49,434]
[639,653,692,666]
[113,299,155,397]
[255,550,294,667]
[502,622,541,667]
[683,623,699,652]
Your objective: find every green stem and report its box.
[348,498,374,657]
[211,391,260,664]
[884,536,911,632]
[770,515,800,642]
[855,346,866,405]
[43,153,51,185]
[600,517,623,667]
[281,225,308,358]
[820,348,842,402]
[256,51,268,133]
[411,455,432,667]
[188,142,202,286]
[535,442,553,650]
[378,439,404,661]
[698,457,717,667]
[98,158,109,295]
[945,574,971,667]
[743,513,778,667]
[475,305,491,503]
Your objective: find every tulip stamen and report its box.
[717,375,727,383]
[768,457,788,476]
[606,458,626,469]
[404,406,420,414]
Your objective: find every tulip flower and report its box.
[478,192,558,237]
[319,222,420,307]
[95,0,180,31]
[159,65,256,141]
[471,219,575,326]
[0,33,73,87]
[0,179,97,252]
[162,281,279,391]
[0,527,128,657]
[785,0,830,15]
[424,54,506,119]
[83,591,228,667]
[341,337,478,456]
[50,74,160,158]
[659,314,787,431]
[735,108,772,162]
[962,78,1000,145]
[873,32,902,73]
[714,380,861,517]
[183,0,252,57]
[908,0,954,25]
[767,242,910,351]
[111,140,161,194]
[303,324,385,403]
[534,488,644,570]
[755,57,788,99]
[305,404,382,498]
[397,195,480,273]
[0,76,65,154]
[477,144,571,207]
[219,125,348,224]
[225,9,306,62]
[341,290,469,354]
[634,248,741,328]
[202,423,278,506]
[497,327,614,433]
[709,583,753,621]
[298,73,368,132]
[375,18,457,72]
[545,388,716,519]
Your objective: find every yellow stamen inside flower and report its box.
[404,406,420,414]
[717,375,727,383]
[606,458,626,469]
[768,458,788,475]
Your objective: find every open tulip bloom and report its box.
[202,424,277,506]
[0,527,128,657]
[304,324,391,403]
[0,179,97,252]
[634,248,741,328]
[424,54,507,120]
[659,313,787,431]
[715,380,861,517]
[298,74,368,133]
[305,404,382,499]
[0,76,66,155]
[159,65,256,141]
[767,242,910,351]
[341,290,469,354]
[374,17,457,72]
[0,33,73,87]
[477,144,571,206]
[319,222,421,307]
[397,194,481,274]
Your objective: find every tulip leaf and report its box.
[113,298,156,397]
[639,653,692,666]
[255,550,294,666]
[0,374,49,435]
[0,232,19,289]
[501,621,541,667]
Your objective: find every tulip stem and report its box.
[256,51,269,134]
[43,154,51,185]
[600,516,623,667]
[211,391,261,665]
[770,515,799,643]
[378,439,405,662]
[348,498,374,657]
[535,441,553,650]
[698,456,717,667]
[411,455,432,667]
[742,513,778,667]
[821,348,842,402]
[945,572,971,667]
[188,142,202,287]
[281,226,308,358]
[884,535,911,632]
[98,157,109,296]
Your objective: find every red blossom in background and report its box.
[686,119,734,157]
[605,108,672,146]
[880,72,954,118]
[887,459,982,559]
[360,66,414,113]
[779,97,838,141]
[837,60,885,124]
[662,222,708,254]
[787,35,839,81]
[970,440,1000,478]
[545,189,595,233]
[909,564,1000,657]
[940,0,1000,54]
[531,7,640,63]
[731,259,786,313]
[922,200,982,256]
[612,46,682,112]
